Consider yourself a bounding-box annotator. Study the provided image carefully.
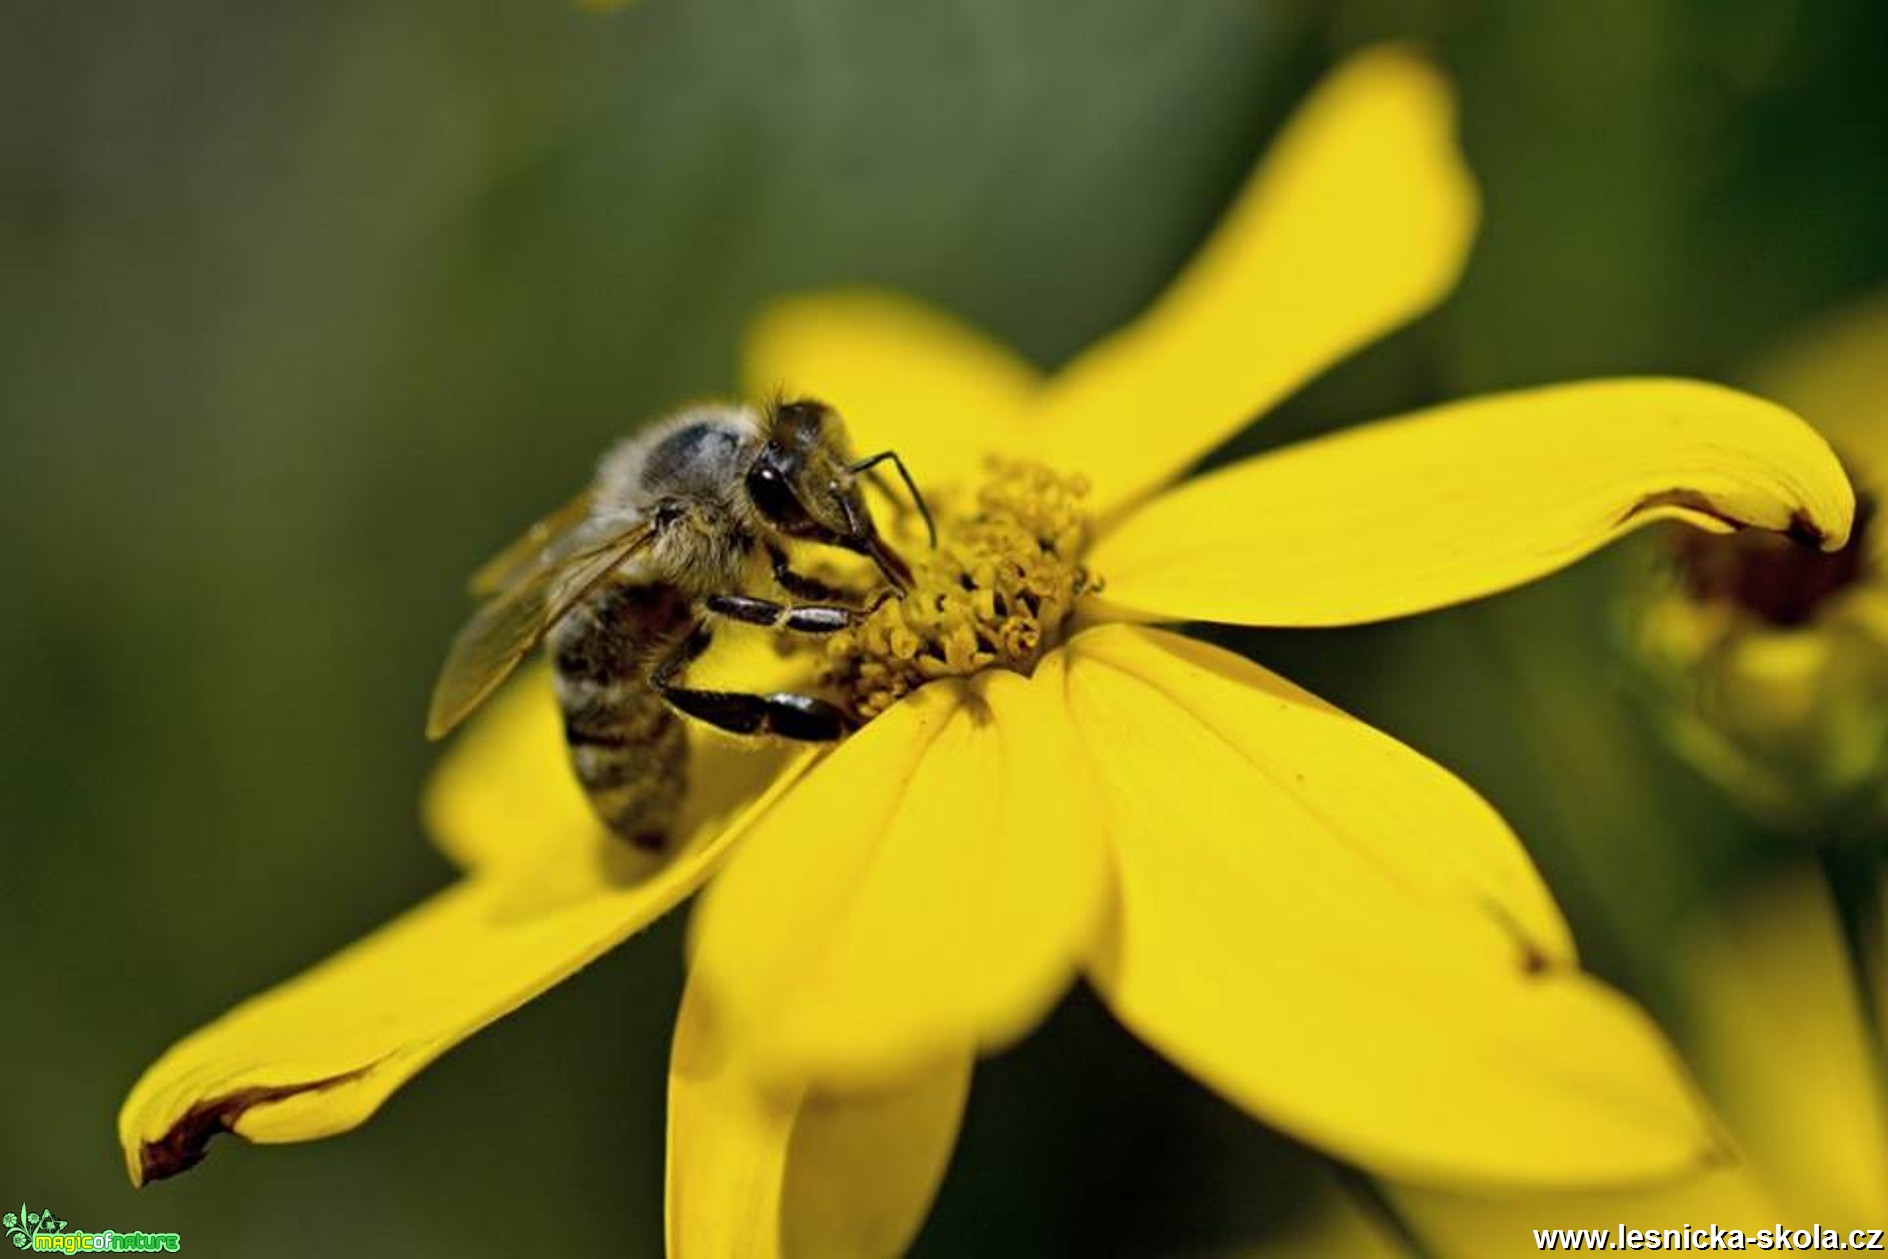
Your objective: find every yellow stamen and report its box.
[825,460,1097,719]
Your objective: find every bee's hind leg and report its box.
[654,623,853,742]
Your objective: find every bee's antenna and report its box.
[850,450,937,549]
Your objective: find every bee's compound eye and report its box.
[747,460,810,530]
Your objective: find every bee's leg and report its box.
[654,624,853,742]
[764,542,853,603]
[706,592,882,635]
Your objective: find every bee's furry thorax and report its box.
[593,402,769,596]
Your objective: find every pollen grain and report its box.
[823,460,1097,720]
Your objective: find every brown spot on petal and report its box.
[1786,508,1833,551]
[1673,492,1874,627]
[137,1066,375,1185]
[1482,900,1565,977]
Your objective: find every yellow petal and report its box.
[1019,46,1477,519]
[117,747,815,1186]
[1751,292,1888,587]
[1084,624,1571,960]
[424,641,804,873]
[1235,1165,1783,1259]
[1394,1164,1782,1255]
[667,979,970,1259]
[741,289,1040,494]
[1231,1178,1414,1259]
[689,657,1108,1090]
[1089,379,1856,628]
[1683,868,1888,1223]
[422,665,610,872]
[1067,625,1725,1187]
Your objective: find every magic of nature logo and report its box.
[5,1205,179,1253]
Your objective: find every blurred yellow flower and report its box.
[1244,868,1888,1257]
[120,46,1856,1254]
[1624,294,1888,831]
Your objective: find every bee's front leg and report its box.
[764,542,859,603]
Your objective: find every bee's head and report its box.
[747,397,912,592]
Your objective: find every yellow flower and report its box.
[120,47,1855,1253]
[1244,868,1888,1257]
[1623,293,1888,831]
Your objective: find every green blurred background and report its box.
[4,0,1886,1253]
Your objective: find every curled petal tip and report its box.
[1790,507,1850,554]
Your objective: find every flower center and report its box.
[1673,486,1875,628]
[822,460,1098,719]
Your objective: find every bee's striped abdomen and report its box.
[548,580,693,850]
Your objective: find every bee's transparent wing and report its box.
[467,488,598,596]
[427,520,655,740]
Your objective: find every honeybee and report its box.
[427,397,929,848]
